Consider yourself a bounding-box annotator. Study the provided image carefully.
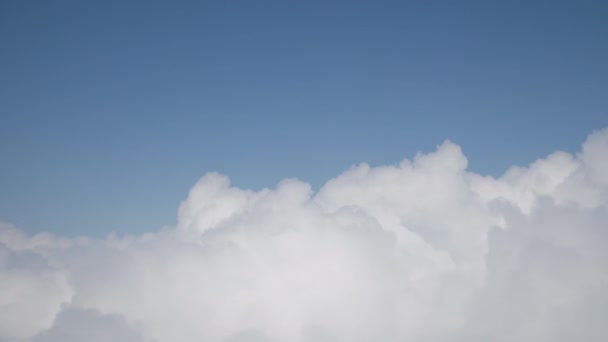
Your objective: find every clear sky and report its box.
[1,0,607,236]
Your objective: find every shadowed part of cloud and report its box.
[33,308,147,342]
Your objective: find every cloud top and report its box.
[1,129,608,341]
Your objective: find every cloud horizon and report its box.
[1,128,607,341]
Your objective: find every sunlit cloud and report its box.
[1,129,607,341]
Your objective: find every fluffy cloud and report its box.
[32,308,147,342]
[1,129,607,341]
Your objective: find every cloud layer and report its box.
[1,129,608,341]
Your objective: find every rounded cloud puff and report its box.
[1,129,607,341]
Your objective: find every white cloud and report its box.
[33,308,147,342]
[0,224,72,341]
[1,129,607,341]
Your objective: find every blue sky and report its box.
[1,0,607,236]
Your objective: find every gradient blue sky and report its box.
[1,0,607,236]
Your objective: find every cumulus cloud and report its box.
[1,129,607,341]
[32,308,147,342]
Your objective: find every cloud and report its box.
[1,129,607,341]
[0,224,72,341]
[32,308,147,342]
